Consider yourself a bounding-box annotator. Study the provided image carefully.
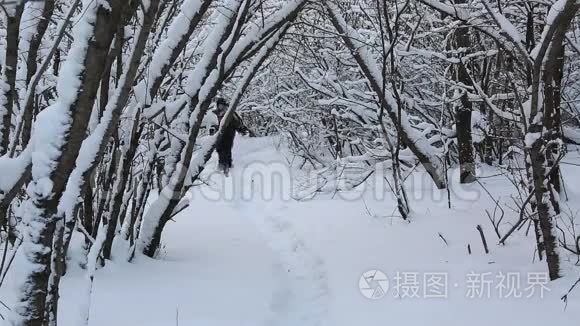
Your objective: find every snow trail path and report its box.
[236,201,329,326]
[218,138,330,326]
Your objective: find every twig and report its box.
[499,189,535,245]
[477,225,490,254]
[561,275,580,309]
[0,235,22,288]
[438,232,449,246]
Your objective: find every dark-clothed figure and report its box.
[212,98,249,175]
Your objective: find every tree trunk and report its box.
[102,112,144,259]
[12,2,125,324]
[452,10,476,183]
[526,0,579,280]
[0,3,25,155]
[20,0,56,150]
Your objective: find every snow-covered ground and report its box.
[2,136,580,325]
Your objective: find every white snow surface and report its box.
[2,137,580,325]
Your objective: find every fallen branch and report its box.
[477,225,490,254]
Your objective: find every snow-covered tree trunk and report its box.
[57,0,162,262]
[44,219,65,326]
[0,0,80,233]
[526,0,579,280]
[10,1,126,324]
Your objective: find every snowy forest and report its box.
[0,0,579,325]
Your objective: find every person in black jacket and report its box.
[212,98,249,175]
